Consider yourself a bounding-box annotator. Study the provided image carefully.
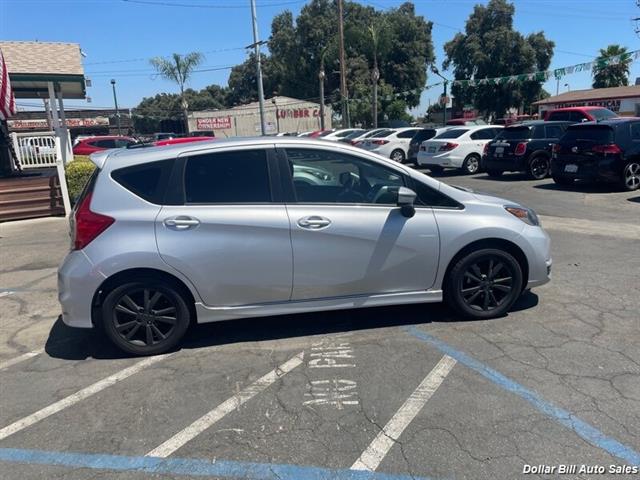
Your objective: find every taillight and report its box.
[372,139,389,145]
[438,142,458,152]
[514,142,527,156]
[483,143,490,155]
[592,144,622,155]
[73,192,114,250]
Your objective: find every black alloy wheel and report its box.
[445,248,523,319]
[622,162,640,191]
[102,278,190,355]
[529,156,550,180]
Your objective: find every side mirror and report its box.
[396,186,417,218]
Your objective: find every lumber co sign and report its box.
[196,117,232,130]
[276,107,320,119]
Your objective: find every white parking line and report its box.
[351,355,457,472]
[0,349,43,371]
[146,351,305,458]
[0,354,170,441]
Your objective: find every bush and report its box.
[65,159,96,203]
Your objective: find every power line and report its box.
[122,0,304,8]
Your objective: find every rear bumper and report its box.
[551,157,621,182]
[416,151,463,168]
[58,250,106,328]
[483,155,528,172]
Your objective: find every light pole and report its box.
[271,97,280,133]
[431,65,448,127]
[249,0,267,136]
[564,83,571,92]
[372,66,380,128]
[318,65,326,130]
[110,79,121,135]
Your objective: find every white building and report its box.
[188,96,332,137]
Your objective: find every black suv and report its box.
[551,118,640,191]
[483,121,573,179]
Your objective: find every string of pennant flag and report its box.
[366,49,640,104]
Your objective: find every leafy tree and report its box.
[150,52,204,132]
[593,45,631,88]
[227,53,281,106]
[266,0,433,125]
[443,0,554,118]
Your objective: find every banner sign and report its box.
[196,116,232,130]
[9,117,110,130]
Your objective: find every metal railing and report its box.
[10,131,60,169]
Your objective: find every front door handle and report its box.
[297,216,331,229]
[164,216,200,230]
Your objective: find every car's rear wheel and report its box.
[445,248,523,319]
[552,174,573,186]
[486,169,503,178]
[390,149,405,163]
[462,154,481,174]
[528,155,550,180]
[101,277,191,355]
[622,161,640,191]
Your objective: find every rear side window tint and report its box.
[184,149,271,203]
[435,128,468,139]
[111,159,174,204]
[497,127,532,140]
[545,125,565,139]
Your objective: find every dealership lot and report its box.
[0,172,639,479]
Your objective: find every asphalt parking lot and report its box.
[1,171,639,480]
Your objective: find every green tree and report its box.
[593,45,631,88]
[150,52,204,132]
[443,0,554,118]
[266,0,433,126]
[226,53,281,106]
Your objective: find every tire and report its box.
[528,155,550,180]
[622,161,640,191]
[461,154,481,175]
[429,165,444,174]
[552,174,573,186]
[444,248,523,319]
[486,169,503,178]
[100,276,191,355]
[390,149,405,163]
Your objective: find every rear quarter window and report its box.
[111,159,174,204]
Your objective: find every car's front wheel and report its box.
[462,154,481,174]
[390,149,406,163]
[445,248,523,319]
[101,277,191,355]
[528,155,550,180]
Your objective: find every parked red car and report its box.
[543,106,617,122]
[72,136,137,155]
[154,136,216,146]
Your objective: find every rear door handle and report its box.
[297,216,331,229]
[164,216,200,230]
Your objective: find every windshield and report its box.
[590,109,618,121]
[434,128,468,139]
[496,126,533,140]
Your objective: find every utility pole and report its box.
[249,0,267,136]
[319,56,326,130]
[110,79,121,135]
[337,0,350,127]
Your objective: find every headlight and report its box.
[504,205,540,226]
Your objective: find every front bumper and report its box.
[519,224,552,289]
[58,250,106,328]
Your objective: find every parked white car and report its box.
[417,125,503,174]
[348,128,389,146]
[321,128,366,142]
[359,127,422,162]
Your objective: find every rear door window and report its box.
[111,159,174,204]
[184,149,271,204]
[434,128,469,139]
[397,129,420,139]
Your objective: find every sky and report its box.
[1,0,639,116]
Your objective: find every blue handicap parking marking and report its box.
[405,325,640,467]
[0,447,440,480]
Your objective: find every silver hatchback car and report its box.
[58,137,551,355]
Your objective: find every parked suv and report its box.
[483,121,573,179]
[544,107,617,122]
[551,118,640,191]
[59,138,552,355]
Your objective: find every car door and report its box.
[281,146,440,301]
[155,146,293,306]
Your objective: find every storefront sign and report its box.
[555,99,622,112]
[277,107,320,119]
[9,117,110,130]
[196,116,232,130]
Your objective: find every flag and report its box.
[0,49,17,121]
